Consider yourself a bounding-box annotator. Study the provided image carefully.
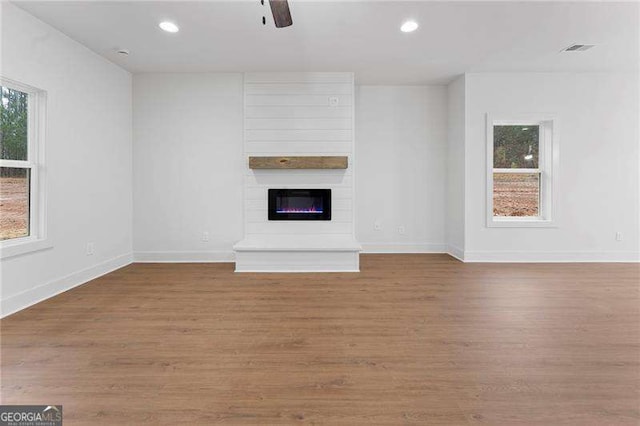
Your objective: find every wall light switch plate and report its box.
[202,232,210,242]
[374,220,382,231]
[398,226,406,235]
[328,97,339,107]
[86,242,95,256]
[616,232,623,241]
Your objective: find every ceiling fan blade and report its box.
[269,0,293,28]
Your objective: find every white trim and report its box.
[134,250,235,263]
[490,217,557,228]
[0,77,41,95]
[32,88,48,245]
[0,236,52,259]
[446,244,465,261]
[0,159,31,168]
[486,113,558,228]
[1,252,133,318]
[493,168,540,174]
[360,243,446,253]
[492,119,551,126]
[463,250,640,263]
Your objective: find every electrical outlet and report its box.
[202,232,210,242]
[616,232,623,241]
[374,220,382,231]
[86,242,95,256]
[398,226,406,235]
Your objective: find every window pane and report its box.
[493,173,539,217]
[0,86,29,161]
[0,167,30,240]
[493,125,538,169]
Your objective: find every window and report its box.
[486,114,557,227]
[0,78,49,258]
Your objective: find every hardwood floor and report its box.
[1,254,639,425]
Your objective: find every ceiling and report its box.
[13,0,639,85]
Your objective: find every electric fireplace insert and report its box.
[268,189,331,221]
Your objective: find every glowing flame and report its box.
[277,205,322,213]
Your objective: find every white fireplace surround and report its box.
[233,73,361,272]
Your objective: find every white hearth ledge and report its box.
[233,236,361,272]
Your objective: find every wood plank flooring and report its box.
[1,254,639,425]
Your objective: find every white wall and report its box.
[464,72,639,261]
[132,73,243,261]
[446,76,466,259]
[0,3,133,316]
[135,77,453,259]
[356,86,447,252]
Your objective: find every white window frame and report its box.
[486,113,558,228]
[0,77,50,259]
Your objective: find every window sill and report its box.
[487,218,556,228]
[1,237,53,259]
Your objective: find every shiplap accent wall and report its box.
[242,72,355,241]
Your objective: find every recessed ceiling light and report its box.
[159,21,179,33]
[400,20,418,33]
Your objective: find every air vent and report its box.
[563,44,595,52]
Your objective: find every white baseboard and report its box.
[446,245,465,261]
[1,252,133,318]
[134,251,235,263]
[463,250,640,263]
[360,243,447,253]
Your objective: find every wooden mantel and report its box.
[249,156,348,170]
